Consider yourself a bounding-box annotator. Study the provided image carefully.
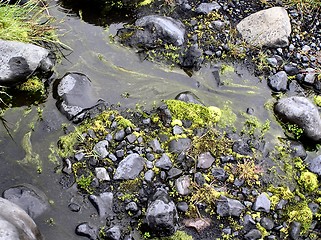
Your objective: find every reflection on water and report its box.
[0,1,285,239]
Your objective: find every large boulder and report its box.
[54,73,105,122]
[0,197,42,240]
[274,96,321,141]
[118,15,185,48]
[236,7,291,48]
[0,40,54,87]
[145,188,178,237]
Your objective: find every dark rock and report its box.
[212,167,228,182]
[195,2,221,14]
[68,202,81,212]
[289,141,307,159]
[168,138,191,154]
[3,184,49,219]
[308,202,320,214]
[241,214,256,230]
[0,40,54,87]
[88,192,114,218]
[197,152,215,169]
[62,158,72,174]
[125,202,138,213]
[260,217,274,230]
[274,96,321,141]
[180,44,203,70]
[244,229,262,240]
[158,105,172,126]
[55,73,104,122]
[143,118,151,125]
[216,196,245,217]
[115,129,126,141]
[268,71,288,92]
[0,197,43,240]
[252,193,271,213]
[167,168,183,179]
[104,226,121,240]
[284,64,299,76]
[289,221,301,240]
[75,222,97,240]
[232,139,253,156]
[176,202,189,212]
[233,178,244,187]
[114,153,145,180]
[306,155,321,176]
[115,149,125,158]
[145,189,178,236]
[194,172,205,186]
[175,175,191,195]
[93,140,109,159]
[155,153,172,170]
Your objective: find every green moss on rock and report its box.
[299,171,319,193]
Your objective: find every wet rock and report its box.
[155,153,172,170]
[121,15,185,48]
[93,140,109,159]
[68,202,81,212]
[0,197,42,240]
[232,139,253,156]
[95,167,110,181]
[125,202,138,213]
[3,184,49,219]
[175,91,204,105]
[175,175,191,195]
[306,155,321,176]
[289,141,307,159]
[168,138,191,154]
[75,222,97,240]
[216,196,245,217]
[252,193,270,213]
[0,39,54,87]
[115,129,126,141]
[180,44,203,70]
[289,221,301,240]
[244,229,262,240]
[145,189,178,236]
[274,96,321,141]
[268,71,288,92]
[103,226,121,240]
[195,2,221,14]
[197,152,215,169]
[89,192,114,218]
[236,7,291,48]
[260,217,274,230]
[114,153,145,180]
[284,64,299,76]
[55,73,103,122]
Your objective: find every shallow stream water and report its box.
[0,1,305,239]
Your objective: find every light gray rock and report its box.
[3,184,49,219]
[145,189,178,236]
[0,197,42,240]
[197,152,215,169]
[216,196,245,217]
[268,71,288,92]
[252,193,271,213]
[236,7,291,48]
[104,226,121,240]
[149,138,163,153]
[75,222,97,240]
[195,2,221,14]
[244,229,262,240]
[89,192,114,218]
[93,140,109,159]
[274,96,321,141]
[175,175,191,196]
[95,167,110,181]
[306,155,321,176]
[155,153,172,170]
[114,153,145,180]
[168,138,191,154]
[0,40,54,87]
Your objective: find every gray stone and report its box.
[0,197,42,240]
[126,134,137,144]
[173,125,184,135]
[176,202,188,212]
[125,202,138,213]
[115,129,126,141]
[3,184,49,219]
[89,192,114,218]
[155,153,172,170]
[244,229,262,240]
[212,167,228,182]
[175,91,204,105]
[268,71,288,92]
[252,193,271,213]
[104,226,121,240]
[236,7,291,48]
[132,15,185,47]
[216,196,245,217]
[197,152,215,169]
[168,138,191,154]
[195,2,221,14]
[284,64,299,76]
[306,155,321,176]
[175,175,191,195]
[149,139,163,153]
[93,140,109,159]
[95,167,110,181]
[260,217,274,230]
[114,153,145,180]
[0,40,54,87]
[274,96,321,141]
[303,68,316,85]
[144,170,155,182]
[145,189,178,236]
[289,221,301,240]
[75,222,97,240]
[167,168,183,179]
